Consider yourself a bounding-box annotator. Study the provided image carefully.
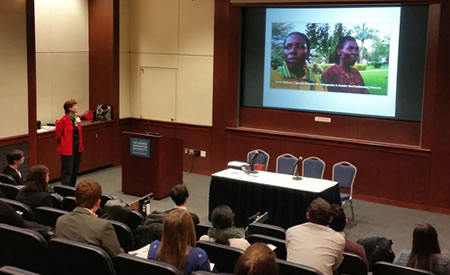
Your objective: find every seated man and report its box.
[286,198,345,275]
[55,179,122,256]
[165,184,199,225]
[330,204,368,264]
[2,149,25,185]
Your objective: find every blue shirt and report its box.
[147,240,210,274]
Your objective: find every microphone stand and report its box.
[292,156,303,180]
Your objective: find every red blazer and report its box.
[55,114,84,156]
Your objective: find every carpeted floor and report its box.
[70,166,450,256]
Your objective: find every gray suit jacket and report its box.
[55,207,122,256]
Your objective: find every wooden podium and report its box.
[121,131,183,199]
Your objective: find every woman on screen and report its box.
[270,32,325,91]
[322,36,370,94]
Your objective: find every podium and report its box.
[121,131,183,199]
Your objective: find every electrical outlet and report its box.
[200,150,206,157]
[184,148,188,154]
[188,149,194,155]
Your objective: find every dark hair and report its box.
[24,165,49,192]
[333,35,357,64]
[234,243,279,275]
[307,197,332,226]
[75,179,102,209]
[169,184,189,206]
[6,149,24,165]
[329,204,346,232]
[63,99,78,114]
[211,205,234,245]
[284,32,310,53]
[407,223,441,272]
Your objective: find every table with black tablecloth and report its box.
[209,168,340,229]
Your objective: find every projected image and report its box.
[270,23,391,95]
[263,7,400,117]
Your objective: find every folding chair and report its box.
[333,161,357,220]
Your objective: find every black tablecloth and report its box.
[209,174,341,229]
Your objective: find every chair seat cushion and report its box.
[340,193,350,201]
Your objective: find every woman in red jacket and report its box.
[55,99,83,186]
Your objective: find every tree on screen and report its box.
[353,23,379,63]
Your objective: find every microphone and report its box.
[292,156,303,180]
[249,150,260,173]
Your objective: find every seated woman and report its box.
[200,205,250,251]
[234,243,279,275]
[147,209,210,274]
[16,165,53,209]
[394,223,450,275]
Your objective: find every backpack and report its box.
[357,236,396,271]
[95,104,112,121]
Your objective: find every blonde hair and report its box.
[157,209,196,270]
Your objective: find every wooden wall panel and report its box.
[241,107,421,146]
[125,118,212,174]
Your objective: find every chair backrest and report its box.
[109,220,135,252]
[0,197,35,221]
[302,156,326,179]
[197,240,243,273]
[246,234,286,260]
[0,266,40,275]
[276,153,299,175]
[0,173,18,185]
[245,223,286,240]
[337,252,368,275]
[101,193,114,209]
[125,210,144,232]
[373,262,434,275]
[0,223,49,274]
[49,238,116,275]
[62,196,77,211]
[195,223,212,240]
[34,206,69,228]
[276,259,323,275]
[50,193,63,209]
[113,253,182,275]
[0,183,22,200]
[53,185,76,197]
[247,149,270,171]
[332,161,357,191]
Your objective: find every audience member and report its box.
[0,200,26,227]
[147,209,210,274]
[394,223,450,275]
[0,200,53,239]
[200,204,250,250]
[2,149,25,185]
[16,165,53,209]
[330,204,368,264]
[165,184,200,225]
[55,179,122,256]
[286,197,345,275]
[234,243,279,275]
